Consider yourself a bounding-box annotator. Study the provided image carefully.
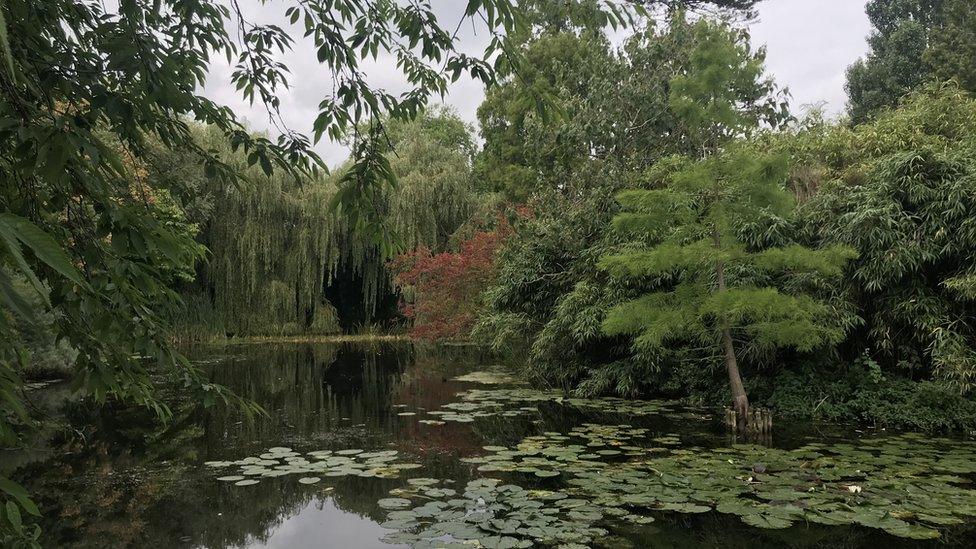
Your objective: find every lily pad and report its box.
[378,498,413,510]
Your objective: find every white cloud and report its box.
[750,0,871,117]
[199,0,871,167]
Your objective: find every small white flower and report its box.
[846,485,863,494]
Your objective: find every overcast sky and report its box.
[201,0,872,167]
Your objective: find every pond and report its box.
[7,342,976,548]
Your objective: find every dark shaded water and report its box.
[6,343,976,548]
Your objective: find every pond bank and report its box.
[175,333,413,346]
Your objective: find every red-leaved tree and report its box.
[391,220,511,340]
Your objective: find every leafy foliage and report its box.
[926,0,976,91]
[781,84,976,390]
[392,219,511,341]
[0,0,536,540]
[845,0,976,124]
[475,16,794,399]
[474,9,783,201]
[165,108,481,338]
[763,361,976,432]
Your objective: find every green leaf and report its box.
[0,477,39,516]
[5,501,21,530]
[0,223,47,302]
[0,214,87,289]
[0,269,39,325]
[465,0,483,16]
[740,512,793,529]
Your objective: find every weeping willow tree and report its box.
[162,108,479,338]
[202,146,336,337]
[322,107,479,329]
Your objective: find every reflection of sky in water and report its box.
[14,343,976,548]
[244,498,402,549]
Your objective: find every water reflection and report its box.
[245,499,393,549]
[6,343,976,548]
[9,342,487,548]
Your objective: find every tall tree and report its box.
[475,3,764,202]
[0,0,528,542]
[599,20,850,432]
[926,0,976,91]
[845,0,976,124]
[473,12,788,397]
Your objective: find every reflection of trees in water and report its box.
[15,395,205,547]
[201,343,413,450]
[21,343,974,548]
[15,342,503,547]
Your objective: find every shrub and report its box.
[391,220,511,341]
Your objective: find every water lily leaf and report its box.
[379,498,413,510]
[622,514,655,524]
[407,478,440,486]
[882,521,941,540]
[659,502,710,514]
[741,513,792,529]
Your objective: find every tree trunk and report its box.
[714,228,750,433]
[721,319,750,433]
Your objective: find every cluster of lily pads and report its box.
[463,424,664,478]
[558,397,681,417]
[423,389,553,424]
[452,370,520,385]
[376,426,976,545]
[205,446,422,487]
[421,388,686,426]
[378,477,611,548]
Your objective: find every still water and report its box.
[8,343,976,548]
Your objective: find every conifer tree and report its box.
[599,21,855,432]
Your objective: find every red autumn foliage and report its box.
[391,220,511,340]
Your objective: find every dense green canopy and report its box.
[156,108,480,338]
[846,0,976,124]
[6,0,976,543]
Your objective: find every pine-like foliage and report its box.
[600,149,856,354]
[599,20,854,426]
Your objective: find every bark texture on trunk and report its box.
[714,226,750,433]
[722,320,750,433]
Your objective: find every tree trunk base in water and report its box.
[725,407,773,437]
